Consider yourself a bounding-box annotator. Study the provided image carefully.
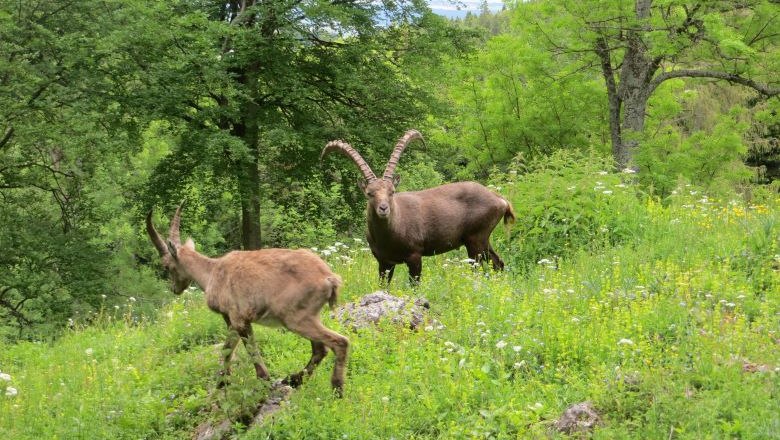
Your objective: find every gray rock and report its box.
[554,401,600,434]
[333,291,433,330]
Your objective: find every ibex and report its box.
[321,130,515,284]
[146,206,349,396]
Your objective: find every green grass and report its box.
[1,190,779,439]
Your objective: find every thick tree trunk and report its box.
[238,154,262,250]
[233,69,263,250]
[610,0,654,170]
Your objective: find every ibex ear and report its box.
[391,174,401,187]
[166,240,179,261]
[357,178,368,192]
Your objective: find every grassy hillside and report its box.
[1,177,779,439]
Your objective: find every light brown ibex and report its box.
[322,130,515,284]
[146,206,349,396]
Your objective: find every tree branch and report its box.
[0,126,13,151]
[650,69,780,96]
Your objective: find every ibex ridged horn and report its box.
[168,203,184,245]
[383,130,424,181]
[146,210,168,256]
[321,140,377,182]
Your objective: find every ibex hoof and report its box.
[281,373,304,388]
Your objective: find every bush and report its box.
[497,150,650,269]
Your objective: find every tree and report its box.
[431,22,608,178]
[136,0,456,250]
[0,0,165,338]
[521,0,780,169]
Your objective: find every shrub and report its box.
[496,150,650,269]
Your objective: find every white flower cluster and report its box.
[0,369,17,397]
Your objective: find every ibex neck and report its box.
[177,247,216,291]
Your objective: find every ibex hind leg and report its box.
[284,318,349,397]
[465,239,491,268]
[488,245,505,271]
[282,341,328,388]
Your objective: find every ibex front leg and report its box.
[378,260,395,286]
[235,323,270,381]
[217,327,240,388]
[406,253,422,285]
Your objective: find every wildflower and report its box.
[0,372,10,381]
[128,297,136,302]
[101,294,107,299]
[513,362,524,369]
[512,345,522,352]
[381,396,390,403]
[321,249,332,256]
[495,340,507,349]
[602,190,613,195]
[622,168,636,174]
[571,317,580,323]
[618,338,634,346]
[5,387,17,397]
[736,295,746,300]
[424,325,434,332]
[353,238,363,243]
[598,171,608,175]
[85,348,94,356]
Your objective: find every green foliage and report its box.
[430,30,608,178]
[638,90,753,196]
[498,150,649,269]
[1,183,778,439]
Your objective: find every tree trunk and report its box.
[234,68,263,250]
[615,93,649,170]
[611,0,654,170]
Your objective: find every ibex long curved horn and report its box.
[146,210,168,256]
[168,204,184,245]
[383,130,424,181]
[321,140,377,182]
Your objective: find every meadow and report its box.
[1,165,778,439]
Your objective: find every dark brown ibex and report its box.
[146,206,349,396]
[322,130,515,284]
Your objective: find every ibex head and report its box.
[321,130,423,220]
[146,204,194,295]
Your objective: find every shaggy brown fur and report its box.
[147,207,349,396]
